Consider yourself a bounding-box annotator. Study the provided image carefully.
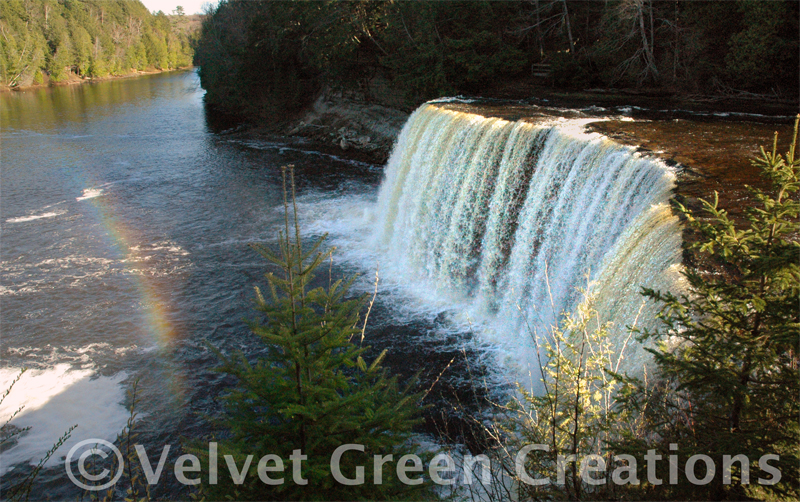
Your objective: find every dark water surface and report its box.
[1,71,489,498]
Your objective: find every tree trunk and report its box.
[729,356,751,432]
[534,0,544,58]
[561,0,575,53]
[637,0,658,79]
[649,0,654,56]
[673,1,678,82]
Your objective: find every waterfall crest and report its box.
[372,104,683,376]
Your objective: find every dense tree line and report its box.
[193,0,799,120]
[0,0,195,88]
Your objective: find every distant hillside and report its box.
[0,0,198,88]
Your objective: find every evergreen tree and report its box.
[0,0,195,88]
[623,118,800,500]
[192,0,799,117]
[88,54,108,78]
[47,36,73,82]
[143,32,168,70]
[126,41,148,71]
[72,25,92,75]
[196,167,429,501]
[725,0,797,94]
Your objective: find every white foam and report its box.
[5,344,148,367]
[33,256,117,268]
[0,365,129,474]
[0,255,123,296]
[5,210,66,223]
[76,188,104,201]
[428,96,478,104]
[128,241,190,256]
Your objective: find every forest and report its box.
[193,0,799,121]
[0,0,195,88]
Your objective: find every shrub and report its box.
[550,51,591,90]
[489,289,641,501]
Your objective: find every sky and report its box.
[140,0,217,15]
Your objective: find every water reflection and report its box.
[1,72,199,132]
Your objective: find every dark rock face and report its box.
[287,95,410,162]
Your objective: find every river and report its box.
[2,70,493,498]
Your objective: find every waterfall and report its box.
[371,104,683,378]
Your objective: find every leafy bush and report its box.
[487,290,641,501]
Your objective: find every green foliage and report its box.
[379,2,529,101]
[618,119,800,500]
[496,290,641,501]
[0,0,195,88]
[725,0,797,93]
[88,55,109,78]
[72,25,92,76]
[47,36,73,82]
[143,31,168,70]
[194,1,314,118]
[193,0,533,115]
[194,167,429,500]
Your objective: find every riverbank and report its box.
[586,119,796,212]
[210,93,411,165]
[1,67,195,93]
[283,94,410,163]
[269,87,796,165]
[482,79,799,118]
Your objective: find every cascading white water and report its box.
[372,103,683,378]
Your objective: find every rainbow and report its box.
[76,181,187,402]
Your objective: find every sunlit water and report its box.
[1,71,494,498]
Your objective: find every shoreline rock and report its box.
[1,67,195,93]
[284,94,409,163]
